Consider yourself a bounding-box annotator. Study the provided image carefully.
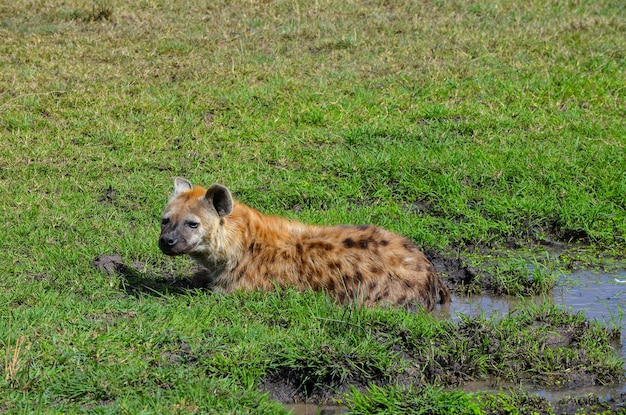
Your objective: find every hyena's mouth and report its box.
[159,238,187,256]
[159,244,183,256]
[160,246,184,256]
[158,236,200,256]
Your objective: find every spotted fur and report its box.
[159,178,450,311]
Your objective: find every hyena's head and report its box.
[158,178,233,257]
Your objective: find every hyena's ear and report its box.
[206,184,233,217]
[173,178,193,195]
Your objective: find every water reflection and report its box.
[284,269,626,413]
[435,270,626,351]
[435,269,626,399]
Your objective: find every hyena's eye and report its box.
[161,218,170,226]
[186,221,199,229]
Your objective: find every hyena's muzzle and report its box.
[158,230,180,255]
[158,225,195,256]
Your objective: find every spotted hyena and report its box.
[158,178,450,311]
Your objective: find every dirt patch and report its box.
[98,185,117,204]
[92,253,126,274]
[515,219,593,247]
[424,248,481,292]
[262,369,372,405]
[265,367,626,413]
[159,341,195,365]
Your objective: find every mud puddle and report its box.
[435,268,626,400]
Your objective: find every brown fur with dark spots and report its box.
[159,178,451,311]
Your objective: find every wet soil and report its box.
[93,252,626,414]
[424,248,482,291]
[480,392,626,415]
[262,371,363,408]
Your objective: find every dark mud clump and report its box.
[92,253,126,274]
[262,368,373,406]
[424,248,483,293]
[263,370,333,405]
[424,247,560,296]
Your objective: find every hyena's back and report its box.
[233,222,450,310]
[159,178,451,311]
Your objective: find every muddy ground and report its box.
[93,251,626,414]
[479,393,626,415]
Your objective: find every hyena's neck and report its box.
[228,202,302,249]
[200,202,300,270]
[189,204,255,271]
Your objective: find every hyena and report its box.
[159,178,450,311]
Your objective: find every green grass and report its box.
[1,287,623,413]
[1,0,625,412]
[343,384,483,415]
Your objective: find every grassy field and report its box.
[1,0,625,413]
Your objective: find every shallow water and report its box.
[283,269,626,413]
[435,268,626,399]
[437,269,626,356]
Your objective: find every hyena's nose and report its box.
[159,235,178,247]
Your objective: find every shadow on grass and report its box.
[92,253,201,297]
